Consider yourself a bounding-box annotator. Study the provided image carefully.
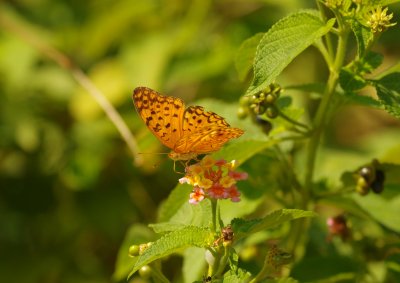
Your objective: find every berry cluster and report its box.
[237,83,282,134]
[355,160,385,195]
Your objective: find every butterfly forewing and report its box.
[182,106,230,133]
[133,87,185,149]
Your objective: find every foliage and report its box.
[1,0,400,283]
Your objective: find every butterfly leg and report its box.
[173,161,185,174]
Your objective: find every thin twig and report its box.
[0,8,142,165]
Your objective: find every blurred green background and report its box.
[1,0,400,282]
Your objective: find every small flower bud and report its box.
[366,6,396,33]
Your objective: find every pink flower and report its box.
[229,171,248,181]
[226,186,241,202]
[189,187,205,204]
[181,155,248,204]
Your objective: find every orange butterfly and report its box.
[133,87,244,161]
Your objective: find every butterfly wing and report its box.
[133,87,185,149]
[173,106,244,154]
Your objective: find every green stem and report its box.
[303,16,349,208]
[151,263,171,283]
[210,199,218,233]
[286,12,350,259]
[277,108,310,132]
[249,253,274,283]
[316,0,334,57]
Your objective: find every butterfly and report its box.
[133,87,244,161]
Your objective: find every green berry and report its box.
[128,245,140,257]
[253,104,266,115]
[237,107,248,119]
[266,106,278,118]
[239,95,251,107]
[139,265,152,279]
[356,177,370,195]
[265,93,277,104]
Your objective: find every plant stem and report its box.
[286,12,350,259]
[303,14,349,208]
[278,108,310,131]
[211,199,218,233]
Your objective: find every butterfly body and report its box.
[133,87,244,161]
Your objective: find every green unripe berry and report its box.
[239,95,251,107]
[252,104,266,115]
[237,106,248,119]
[128,245,140,257]
[265,93,277,104]
[356,177,370,195]
[266,106,278,118]
[138,265,152,279]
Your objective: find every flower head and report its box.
[183,155,248,204]
[366,6,396,33]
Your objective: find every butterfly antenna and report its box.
[138,152,169,155]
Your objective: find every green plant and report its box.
[114,1,400,282]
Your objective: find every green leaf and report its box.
[362,51,384,73]
[373,73,400,118]
[231,209,316,240]
[286,82,326,96]
[128,226,213,278]
[214,139,278,165]
[112,224,156,281]
[351,19,374,58]
[339,68,367,92]
[352,192,400,233]
[182,247,207,283]
[247,10,335,96]
[157,184,212,226]
[221,268,252,282]
[235,33,264,82]
[157,183,192,222]
[342,91,381,108]
[264,278,299,283]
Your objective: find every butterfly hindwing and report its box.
[174,125,244,154]
[174,106,243,154]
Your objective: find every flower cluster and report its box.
[179,156,248,204]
